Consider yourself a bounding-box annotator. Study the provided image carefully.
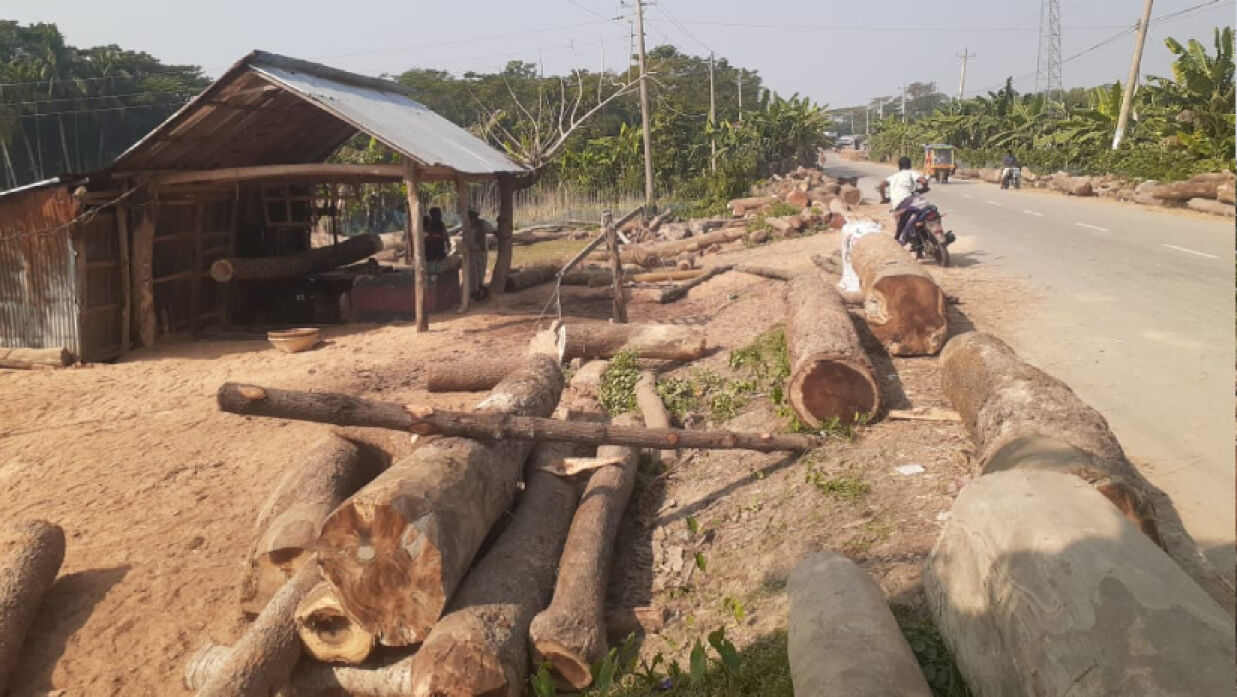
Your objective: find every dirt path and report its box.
[0,214,1019,695]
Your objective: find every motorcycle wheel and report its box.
[932,242,951,267]
[942,171,950,184]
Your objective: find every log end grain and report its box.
[787,355,880,427]
[209,259,235,283]
[295,582,375,664]
[864,275,948,356]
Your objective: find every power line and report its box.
[651,19,1129,33]
[655,2,715,54]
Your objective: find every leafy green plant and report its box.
[804,470,869,502]
[600,351,642,415]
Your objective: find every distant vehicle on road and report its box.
[835,135,855,150]
[923,144,957,183]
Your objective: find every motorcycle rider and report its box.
[1000,151,1020,189]
[877,156,929,245]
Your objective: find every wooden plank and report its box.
[85,260,119,270]
[190,200,204,334]
[83,303,122,316]
[456,176,472,314]
[405,164,428,332]
[143,163,406,186]
[134,200,159,348]
[117,200,131,356]
[73,233,89,360]
[221,194,238,327]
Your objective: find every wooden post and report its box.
[491,174,515,295]
[190,200,204,334]
[133,196,158,348]
[222,188,239,327]
[116,200,131,356]
[456,176,472,313]
[404,164,428,332]
[604,211,627,323]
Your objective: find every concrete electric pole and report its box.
[709,51,717,173]
[956,48,975,100]
[1112,0,1155,149]
[633,0,655,208]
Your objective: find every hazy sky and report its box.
[8,0,1234,107]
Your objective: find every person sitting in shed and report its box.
[424,207,448,262]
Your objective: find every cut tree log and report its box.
[788,552,932,697]
[426,360,521,393]
[310,355,564,646]
[766,217,793,233]
[849,233,948,356]
[827,197,850,217]
[0,347,72,370]
[728,196,777,215]
[926,470,1234,697]
[295,582,375,665]
[940,331,1235,614]
[556,321,707,362]
[217,382,824,452]
[210,234,385,283]
[734,264,793,281]
[594,227,748,266]
[503,265,558,292]
[1051,173,1094,196]
[1215,183,1235,204]
[1185,197,1235,217]
[185,643,414,696]
[784,273,880,427]
[1148,179,1222,200]
[528,415,641,690]
[239,434,375,616]
[657,264,733,303]
[838,184,861,205]
[405,448,580,697]
[0,520,65,695]
[785,191,809,208]
[195,562,319,697]
[630,269,705,283]
[634,371,673,464]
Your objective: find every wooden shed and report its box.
[0,50,529,361]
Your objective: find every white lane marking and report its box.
[1022,209,1043,217]
[986,200,1003,207]
[1162,244,1220,260]
[1075,222,1108,232]
[961,193,973,199]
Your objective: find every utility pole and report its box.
[901,86,908,123]
[737,72,743,122]
[865,107,870,135]
[1113,0,1155,149]
[956,48,975,100]
[708,51,717,173]
[633,0,655,208]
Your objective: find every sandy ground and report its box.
[0,207,1023,695]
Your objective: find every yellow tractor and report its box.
[923,144,956,183]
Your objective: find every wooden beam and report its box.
[132,164,505,188]
[491,174,515,295]
[190,201,204,334]
[456,175,472,313]
[405,164,428,332]
[116,200,131,356]
[605,211,627,323]
[133,199,159,348]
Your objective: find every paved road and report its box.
[838,160,1235,575]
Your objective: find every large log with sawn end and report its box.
[556,321,707,362]
[211,234,385,282]
[185,643,413,696]
[295,582,375,664]
[313,355,564,646]
[0,347,72,370]
[426,360,521,393]
[0,520,65,695]
[784,273,879,427]
[940,331,1235,614]
[849,233,948,356]
[1148,178,1222,200]
[926,470,1233,697]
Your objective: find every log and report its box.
[940,331,1235,614]
[556,321,707,362]
[491,174,515,296]
[926,470,1234,697]
[210,234,385,283]
[605,212,628,324]
[0,520,65,695]
[0,347,72,370]
[239,434,374,615]
[595,227,747,266]
[528,416,641,689]
[295,582,375,664]
[558,270,609,286]
[405,449,580,697]
[766,217,793,233]
[734,264,793,281]
[195,562,319,697]
[1051,173,1094,196]
[503,265,558,292]
[629,269,704,283]
[1185,197,1235,217]
[1148,179,1222,200]
[838,184,861,205]
[728,196,777,214]
[827,197,850,217]
[849,233,948,356]
[634,371,673,464]
[784,273,879,427]
[185,643,413,696]
[1216,183,1235,204]
[217,382,824,452]
[785,191,809,208]
[311,356,565,646]
[657,264,732,303]
[788,552,932,697]
[426,360,521,392]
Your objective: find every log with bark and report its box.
[784,273,880,427]
[727,196,777,215]
[657,264,733,303]
[528,416,641,689]
[926,470,1234,697]
[0,520,65,695]
[295,582,375,664]
[634,371,673,464]
[556,321,708,362]
[185,643,414,696]
[629,269,705,283]
[503,265,559,292]
[838,184,861,205]
[1216,183,1235,204]
[1185,197,1235,217]
[217,382,824,453]
[765,217,793,233]
[404,446,580,697]
[1148,178,1223,200]
[827,197,850,217]
[940,331,1235,614]
[593,227,747,267]
[734,264,794,281]
[788,552,932,697]
[195,562,319,697]
[310,355,565,646]
[426,360,522,393]
[849,233,948,356]
[239,434,376,615]
[0,347,72,370]
[1051,173,1094,196]
[210,234,386,283]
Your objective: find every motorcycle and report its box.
[892,193,955,267]
[1000,166,1021,189]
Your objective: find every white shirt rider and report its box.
[885,168,923,211]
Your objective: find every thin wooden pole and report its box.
[404,164,428,332]
[189,200,204,334]
[604,211,627,323]
[133,194,159,348]
[116,199,131,356]
[456,175,472,313]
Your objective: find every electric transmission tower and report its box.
[1035,0,1063,99]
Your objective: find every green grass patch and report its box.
[804,470,869,502]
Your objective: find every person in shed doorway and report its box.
[423,207,448,262]
[466,209,493,301]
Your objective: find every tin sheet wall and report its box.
[0,187,82,357]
